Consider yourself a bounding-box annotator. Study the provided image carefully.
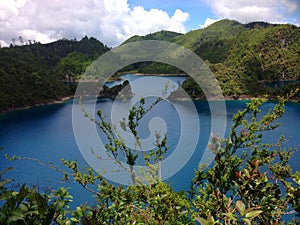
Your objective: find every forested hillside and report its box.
[119,30,184,74]
[123,19,300,99]
[121,30,182,44]
[0,19,299,112]
[0,37,110,112]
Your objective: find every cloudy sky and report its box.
[0,0,299,47]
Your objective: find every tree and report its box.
[19,36,24,45]
[191,93,300,224]
[0,161,73,224]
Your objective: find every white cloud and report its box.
[200,18,220,28]
[0,0,189,47]
[170,9,189,32]
[99,3,189,46]
[204,0,299,24]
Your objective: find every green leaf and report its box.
[0,167,14,176]
[8,215,24,222]
[35,192,48,210]
[196,217,208,225]
[223,212,238,221]
[9,209,24,222]
[19,203,28,211]
[244,169,250,179]
[236,200,245,216]
[0,178,11,187]
[245,210,263,219]
[293,171,300,185]
[16,185,29,202]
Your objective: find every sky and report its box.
[0,0,299,47]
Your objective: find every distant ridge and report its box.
[122,19,300,99]
[0,19,299,112]
[121,30,183,45]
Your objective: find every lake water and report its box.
[0,74,299,209]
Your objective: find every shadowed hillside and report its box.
[0,37,110,112]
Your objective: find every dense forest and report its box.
[122,19,300,99]
[0,37,110,112]
[0,19,299,112]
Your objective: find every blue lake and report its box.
[0,74,300,209]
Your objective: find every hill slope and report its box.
[1,19,299,113]
[123,19,300,98]
[121,30,182,45]
[0,37,110,112]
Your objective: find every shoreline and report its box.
[0,96,74,115]
[1,94,299,116]
[118,72,187,77]
[1,72,299,115]
[171,95,300,103]
[224,94,300,103]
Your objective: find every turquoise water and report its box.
[0,75,300,209]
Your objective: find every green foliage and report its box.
[1,20,299,112]
[59,96,194,224]
[179,20,245,64]
[122,30,182,45]
[0,36,110,113]
[67,181,192,225]
[225,24,300,82]
[1,95,300,224]
[55,52,91,81]
[119,61,185,75]
[80,96,167,184]
[122,19,300,99]
[0,167,73,224]
[191,95,300,224]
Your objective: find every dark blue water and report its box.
[0,75,299,209]
[264,80,300,88]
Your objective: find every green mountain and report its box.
[121,30,182,45]
[181,20,300,98]
[123,19,300,99]
[0,19,299,113]
[0,37,110,112]
[118,30,184,74]
[174,19,245,59]
[118,30,184,75]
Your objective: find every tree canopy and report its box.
[0,37,110,113]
